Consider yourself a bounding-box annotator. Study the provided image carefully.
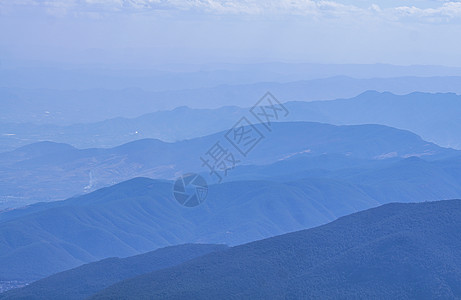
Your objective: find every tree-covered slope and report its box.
[0,244,227,300]
[0,177,377,281]
[90,199,461,299]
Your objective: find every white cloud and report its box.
[394,1,461,21]
[2,0,461,23]
[0,0,369,16]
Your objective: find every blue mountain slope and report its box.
[2,150,461,283]
[0,244,227,299]
[0,177,379,281]
[88,200,461,300]
[286,91,461,148]
[345,156,461,203]
[225,154,461,204]
[0,142,76,166]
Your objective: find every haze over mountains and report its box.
[4,63,461,91]
[1,64,460,297]
[2,90,461,153]
[2,75,461,126]
[288,91,461,149]
[1,61,461,298]
[4,0,461,295]
[0,121,455,208]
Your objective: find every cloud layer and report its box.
[2,0,461,67]
[1,0,461,22]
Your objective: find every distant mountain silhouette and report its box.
[2,73,461,125]
[2,90,461,152]
[0,244,227,299]
[2,121,452,208]
[87,199,461,299]
[286,90,461,149]
[4,63,461,91]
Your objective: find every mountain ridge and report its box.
[2,89,461,152]
[2,121,453,208]
[87,199,461,299]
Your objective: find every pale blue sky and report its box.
[1,0,461,67]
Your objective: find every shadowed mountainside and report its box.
[0,244,227,299]
[88,199,461,299]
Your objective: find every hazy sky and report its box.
[1,0,461,67]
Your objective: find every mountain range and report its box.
[0,176,380,281]
[90,199,461,299]
[1,115,461,293]
[2,90,461,153]
[4,63,461,91]
[4,199,461,299]
[2,121,452,208]
[2,147,461,282]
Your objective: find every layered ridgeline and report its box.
[3,73,461,126]
[2,91,461,152]
[0,177,380,281]
[5,200,461,299]
[89,200,461,299]
[226,154,461,204]
[2,150,461,282]
[0,121,457,208]
[0,244,227,300]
